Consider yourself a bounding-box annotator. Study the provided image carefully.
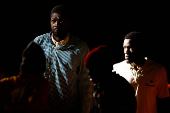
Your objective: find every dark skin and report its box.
[123,38,146,69]
[50,13,70,42]
[123,38,169,113]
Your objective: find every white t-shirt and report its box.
[113,59,169,113]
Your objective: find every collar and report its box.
[51,33,70,47]
[130,57,149,71]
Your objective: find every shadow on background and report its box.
[0,0,169,83]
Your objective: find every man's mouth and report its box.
[125,54,130,59]
[53,28,58,31]
[53,27,62,33]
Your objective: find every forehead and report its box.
[123,39,132,46]
[51,13,61,19]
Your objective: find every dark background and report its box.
[1,1,170,83]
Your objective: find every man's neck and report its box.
[53,33,68,42]
[131,58,146,69]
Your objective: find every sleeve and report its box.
[157,67,169,98]
[112,63,122,73]
[77,45,93,113]
[112,64,117,72]
[33,36,42,45]
[112,63,121,75]
[33,33,48,45]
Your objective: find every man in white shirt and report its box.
[113,31,169,113]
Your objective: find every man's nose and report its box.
[54,21,60,27]
[124,48,129,54]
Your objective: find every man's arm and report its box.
[77,45,93,113]
[157,67,169,113]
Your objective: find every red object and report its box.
[84,45,107,68]
[168,84,170,88]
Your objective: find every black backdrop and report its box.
[1,0,170,83]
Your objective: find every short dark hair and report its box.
[124,31,143,46]
[124,31,147,55]
[124,31,142,40]
[50,5,71,20]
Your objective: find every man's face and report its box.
[50,13,70,37]
[123,39,135,63]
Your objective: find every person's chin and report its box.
[53,31,65,37]
[52,31,59,37]
[125,60,130,63]
[125,58,131,64]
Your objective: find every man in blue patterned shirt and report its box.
[33,5,93,113]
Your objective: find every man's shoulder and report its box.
[147,59,166,72]
[113,60,128,68]
[37,33,50,38]
[34,33,51,44]
[112,60,130,73]
[70,35,88,47]
[69,34,89,51]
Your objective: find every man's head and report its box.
[123,31,145,63]
[20,41,46,77]
[84,45,113,84]
[50,5,71,38]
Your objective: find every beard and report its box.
[52,29,68,39]
[52,30,60,37]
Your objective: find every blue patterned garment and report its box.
[34,32,93,113]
